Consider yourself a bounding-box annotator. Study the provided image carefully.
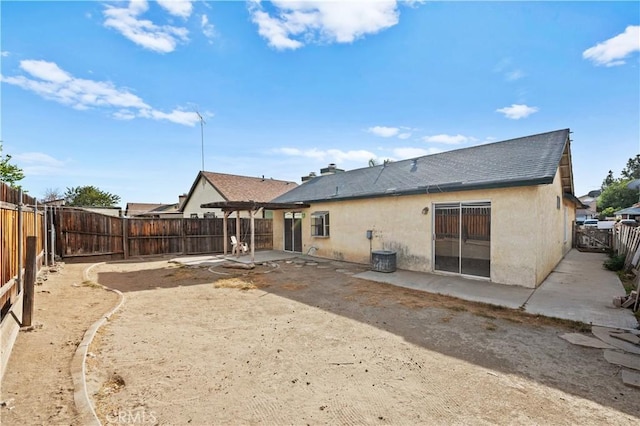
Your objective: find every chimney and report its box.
[178,193,187,207]
[320,163,344,176]
[301,171,317,183]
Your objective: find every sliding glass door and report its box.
[434,202,491,278]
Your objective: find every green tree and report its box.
[64,185,120,207]
[597,180,639,212]
[601,170,615,190]
[0,142,25,187]
[621,154,640,180]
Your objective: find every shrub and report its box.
[603,254,626,271]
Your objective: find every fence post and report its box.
[49,207,56,265]
[181,218,186,255]
[122,217,129,259]
[17,189,23,294]
[43,206,48,266]
[22,236,36,327]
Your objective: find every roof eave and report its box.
[279,176,555,204]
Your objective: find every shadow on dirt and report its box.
[93,257,640,419]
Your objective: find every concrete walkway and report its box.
[356,249,638,330]
[171,249,638,330]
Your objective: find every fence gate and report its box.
[574,226,612,252]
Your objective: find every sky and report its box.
[1,0,639,207]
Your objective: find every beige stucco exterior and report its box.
[182,176,227,218]
[273,171,576,288]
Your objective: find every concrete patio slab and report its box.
[559,333,616,349]
[524,250,638,329]
[604,349,640,371]
[355,269,532,309]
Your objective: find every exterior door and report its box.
[434,202,491,278]
[284,212,302,252]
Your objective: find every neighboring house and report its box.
[125,195,185,218]
[615,202,640,221]
[576,191,599,224]
[75,206,122,217]
[271,129,581,288]
[181,171,297,218]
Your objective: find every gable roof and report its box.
[125,202,180,216]
[186,171,297,205]
[273,129,574,204]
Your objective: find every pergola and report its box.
[199,201,310,262]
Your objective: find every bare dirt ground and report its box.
[0,263,118,425]
[2,256,639,425]
[82,257,640,425]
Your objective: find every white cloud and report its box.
[103,0,189,53]
[201,14,215,41]
[157,0,193,19]
[249,0,401,50]
[1,59,201,126]
[496,104,539,120]
[12,152,67,176]
[494,58,525,82]
[368,126,399,137]
[1,51,9,57]
[505,69,524,81]
[423,134,471,144]
[583,25,640,67]
[397,132,412,140]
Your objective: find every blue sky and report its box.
[1,1,639,207]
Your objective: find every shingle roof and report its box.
[615,203,640,216]
[273,129,572,203]
[125,202,179,216]
[202,172,297,202]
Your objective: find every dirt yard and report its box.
[2,256,640,425]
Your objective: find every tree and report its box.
[0,141,25,187]
[597,180,639,212]
[368,158,379,167]
[64,185,121,207]
[621,154,640,180]
[42,188,63,202]
[601,170,615,190]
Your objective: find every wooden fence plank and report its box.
[53,209,274,260]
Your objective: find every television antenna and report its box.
[195,110,206,171]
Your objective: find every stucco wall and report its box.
[273,183,568,287]
[534,169,576,285]
[182,176,226,218]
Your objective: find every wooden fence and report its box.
[612,224,640,271]
[434,207,491,241]
[1,183,46,318]
[54,208,273,260]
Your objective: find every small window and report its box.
[311,211,330,237]
[190,213,198,218]
[203,212,216,218]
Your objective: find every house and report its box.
[615,202,640,221]
[271,129,581,288]
[576,190,599,224]
[181,171,297,218]
[125,195,185,218]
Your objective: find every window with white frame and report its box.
[311,211,330,237]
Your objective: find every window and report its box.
[190,213,198,218]
[311,211,330,237]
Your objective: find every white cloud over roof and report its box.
[583,25,640,67]
[1,59,201,126]
[496,104,539,120]
[103,0,189,53]
[250,0,401,50]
